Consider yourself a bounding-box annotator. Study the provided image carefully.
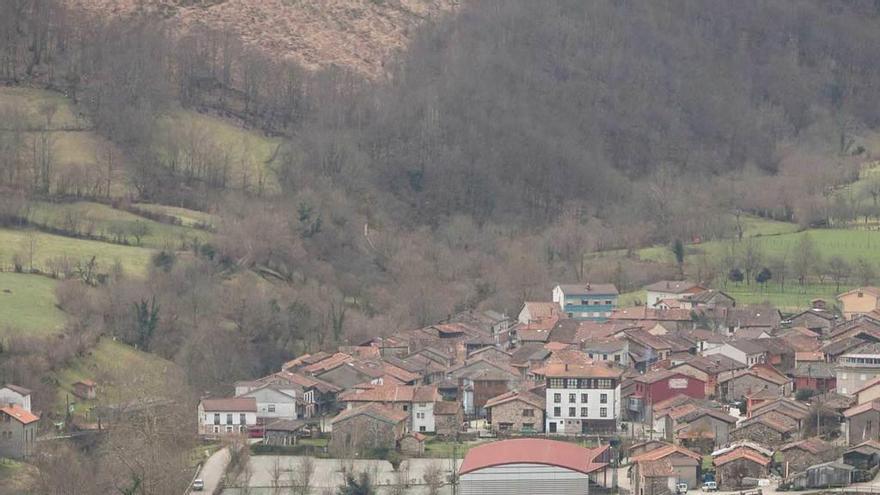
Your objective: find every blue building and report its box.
[552,283,619,321]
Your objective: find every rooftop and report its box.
[0,404,39,424]
[556,283,619,296]
[643,281,703,293]
[714,447,771,467]
[200,397,257,412]
[532,362,623,379]
[459,438,607,475]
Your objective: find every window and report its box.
[614,354,620,362]
[581,298,590,305]
[417,412,425,419]
[842,373,848,380]
[403,404,409,411]
[240,413,246,425]
[550,378,564,388]
[862,374,868,381]
[581,394,588,402]
[213,413,220,425]
[566,379,578,388]
[569,393,576,403]
[212,425,220,433]
[600,407,608,418]
[553,407,561,416]
[226,413,233,425]
[522,423,534,431]
[600,393,608,404]
[523,409,534,417]
[239,425,246,432]
[268,404,276,413]
[568,407,576,417]
[603,354,608,361]
[554,393,562,403]
[593,300,601,305]
[598,379,613,389]
[605,300,613,305]
[420,426,427,432]
[581,407,588,417]
[225,426,233,432]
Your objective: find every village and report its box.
[88,280,880,493]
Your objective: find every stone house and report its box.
[668,407,737,452]
[399,432,426,456]
[844,440,880,470]
[778,438,837,476]
[749,398,810,430]
[0,405,39,459]
[630,443,701,491]
[789,309,836,336]
[0,384,32,411]
[329,404,408,457]
[718,364,792,401]
[73,380,97,400]
[433,401,463,437]
[633,459,677,495]
[844,399,880,446]
[714,447,771,489]
[484,389,545,434]
[730,412,798,448]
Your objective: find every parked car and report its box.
[702,481,717,492]
[676,482,689,493]
[192,479,204,491]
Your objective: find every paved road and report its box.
[194,447,230,494]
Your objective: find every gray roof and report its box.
[556,283,619,295]
[791,362,835,379]
[729,339,770,354]
[643,280,701,293]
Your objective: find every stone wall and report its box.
[329,415,401,457]
[728,375,784,400]
[718,458,768,489]
[730,422,788,448]
[489,399,543,433]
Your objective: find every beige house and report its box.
[855,377,880,405]
[838,288,880,320]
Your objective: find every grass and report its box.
[0,457,36,493]
[0,86,85,130]
[0,272,64,338]
[53,338,183,418]
[132,203,219,229]
[28,201,210,249]
[721,283,844,311]
[0,228,155,277]
[423,438,484,458]
[155,110,283,194]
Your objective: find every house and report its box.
[338,384,441,433]
[433,401,463,437]
[778,438,837,476]
[533,362,623,435]
[704,340,768,366]
[730,412,798,447]
[399,432,426,456]
[666,407,737,452]
[854,377,880,405]
[843,440,880,469]
[73,380,97,400]
[449,358,520,416]
[239,370,341,420]
[552,283,619,320]
[235,384,298,423]
[789,309,837,336]
[630,443,702,492]
[484,389,545,434]
[622,329,673,371]
[838,287,880,320]
[458,439,608,495]
[0,384,32,411]
[197,398,257,437]
[750,398,811,429]
[680,290,735,310]
[718,364,792,401]
[644,281,705,308]
[518,302,559,325]
[713,447,771,489]
[633,459,677,495]
[787,462,855,490]
[844,399,880,445]
[609,307,693,332]
[836,341,880,395]
[671,355,745,397]
[328,404,408,457]
[791,362,836,394]
[0,405,38,459]
[626,369,705,422]
[263,419,307,446]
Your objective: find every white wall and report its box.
[702,343,747,365]
[0,388,30,411]
[460,463,589,495]
[412,402,436,433]
[238,387,297,420]
[198,404,257,435]
[544,385,621,432]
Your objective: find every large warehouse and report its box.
[458,438,609,495]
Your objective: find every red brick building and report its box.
[626,369,705,421]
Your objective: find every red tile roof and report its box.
[532,362,623,379]
[332,404,409,425]
[459,439,607,475]
[484,390,545,410]
[631,443,702,463]
[639,459,676,477]
[200,398,257,412]
[714,447,771,467]
[0,404,39,425]
[844,399,880,418]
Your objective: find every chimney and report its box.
[565,363,569,371]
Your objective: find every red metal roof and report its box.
[0,405,39,425]
[459,439,607,475]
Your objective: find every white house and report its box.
[533,362,623,435]
[644,281,704,309]
[702,340,767,366]
[412,400,436,433]
[236,384,298,421]
[0,384,32,412]
[197,398,257,437]
[517,302,558,325]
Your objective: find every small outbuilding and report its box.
[263,419,307,446]
[73,380,97,400]
[399,432,426,456]
[459,438,607,495]
[788,461,854,490]
[844,440,880,470]
[714,447,771,490]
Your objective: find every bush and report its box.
[796,389,817,401]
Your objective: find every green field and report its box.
[0,228,155,277]
[0,272,64,337]
[0,86,85,130]
[54,338,183,418]
[155,110,282,194]
[28,201,209,249]
[133,203,219,229]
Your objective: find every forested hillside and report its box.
[3,2,880,489]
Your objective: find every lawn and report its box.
[0,272,64,338]
[53,338,184,418]
[720,283,847,312]
[155,110,283,194]
[0,228,155,277]
[28,201,210,250]
[424,438,485,458]
[132,203,219,229]
[0,86,85,130]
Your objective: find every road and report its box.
[192,447,230,494]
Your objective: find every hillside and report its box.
[62,0,459,77]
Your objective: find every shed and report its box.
[73,380,97,400]
[399,432,426,456]
[263,419,307,446]
[459,438,607,495]
[844,440,880,470]
[789,462,854,489]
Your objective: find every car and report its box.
[192,479,204,491]
[702,481,717,492]
[676,482,689,494]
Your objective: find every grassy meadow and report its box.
[0,272,64,337]
[132,203,219,229]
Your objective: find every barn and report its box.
[458,438,608,495]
